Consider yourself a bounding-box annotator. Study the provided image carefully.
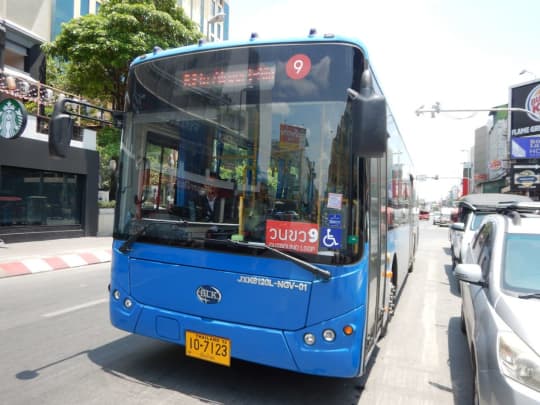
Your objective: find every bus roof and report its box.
[130,33,369,67]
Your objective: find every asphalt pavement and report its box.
[0,237,112,278]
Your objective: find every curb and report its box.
[0,249,112,278]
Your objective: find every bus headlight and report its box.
[322,329,336,342]
[113,289,121,300]
[304,333,316,345]
[123,298,133,309]
[498,331,540,392]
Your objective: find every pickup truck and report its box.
[449,193,532,268]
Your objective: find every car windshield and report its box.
[502,233,540,293]
[471,213,489,230]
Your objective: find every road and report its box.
[0,222,472,404]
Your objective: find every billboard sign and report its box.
[511,167,540,190]
[510,80,540,158]
[511,136,540,159]
[279,123,306,149]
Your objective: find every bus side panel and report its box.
[388,226,410,287]
[306,254,368,325]
[109,247,141,332]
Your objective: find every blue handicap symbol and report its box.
[320,227,342,249]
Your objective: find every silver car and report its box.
[455,202,540,405]
[449,193,531,269]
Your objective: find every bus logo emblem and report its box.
[196,286,222,304]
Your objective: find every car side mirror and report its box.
[451,222,465,231]
[454,263,486,286]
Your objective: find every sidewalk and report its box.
[0,237,113,279]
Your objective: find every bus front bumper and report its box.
[109,287,366,378]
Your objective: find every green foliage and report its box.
[99,200,117,209]
[41,0,202,110]
[41,0,202,192]
[97,126,121,190]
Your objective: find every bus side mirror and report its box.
[348,70,387,157]
[49,98,74,159]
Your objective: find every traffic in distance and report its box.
[49,33,419,379]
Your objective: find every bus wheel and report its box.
[408,243,416,273]
[379,269,396,340]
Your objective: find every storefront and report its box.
[0,101,99,243]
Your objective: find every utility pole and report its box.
[415,103,540,120]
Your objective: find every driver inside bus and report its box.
[193,182,217,222]
[194,174,233,223]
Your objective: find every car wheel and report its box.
[472,352,480,405]
[460,307,466,334]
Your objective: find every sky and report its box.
[228,0,540,201]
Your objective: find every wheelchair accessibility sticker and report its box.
[320,228,342,249]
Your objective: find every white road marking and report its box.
[23,259,53,273]
[42,298,108,318]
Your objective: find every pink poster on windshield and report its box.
[265,220,319,254]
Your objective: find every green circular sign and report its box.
[0,98,28,140]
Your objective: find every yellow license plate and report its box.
[185,331,231,367]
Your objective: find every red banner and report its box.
[265,220,319,254]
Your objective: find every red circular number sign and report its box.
[286,54,311,80]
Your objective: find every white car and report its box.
[449,193,531,268]
[455,201,540,404]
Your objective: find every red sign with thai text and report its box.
[265,220,319,254]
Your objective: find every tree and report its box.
[96,126,121,200]
[42,0,202,111]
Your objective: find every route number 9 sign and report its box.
[286,54,311,80]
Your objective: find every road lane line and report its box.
[42,298,108,318]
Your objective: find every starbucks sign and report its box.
[0,98,28,140]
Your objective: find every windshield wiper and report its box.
[119,219,192,253]
[222,239,331,280]
[518,292,540,299]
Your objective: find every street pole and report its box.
[206,12,226,42]
[415,102,540,120]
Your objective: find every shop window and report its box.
[0,166,83,227]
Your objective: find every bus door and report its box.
[365,157,385,357]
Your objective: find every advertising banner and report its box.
[511,136,540,159]
[509,80,540,158]
[279,123,306,149]
[511,167,540,190]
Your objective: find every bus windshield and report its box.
[115,43,365,263]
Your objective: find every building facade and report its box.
[0,0,229,242]
[472,97,540,199]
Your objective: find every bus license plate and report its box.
[185,331,231,367]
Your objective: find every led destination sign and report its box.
[181,65,276,89]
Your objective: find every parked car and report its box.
[438,206,454,227]
[449,193,532,268]
[432,211,441,225]
[455,201,540,405]
[419,210,430,220]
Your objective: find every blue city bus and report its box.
[52,33,418,378]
